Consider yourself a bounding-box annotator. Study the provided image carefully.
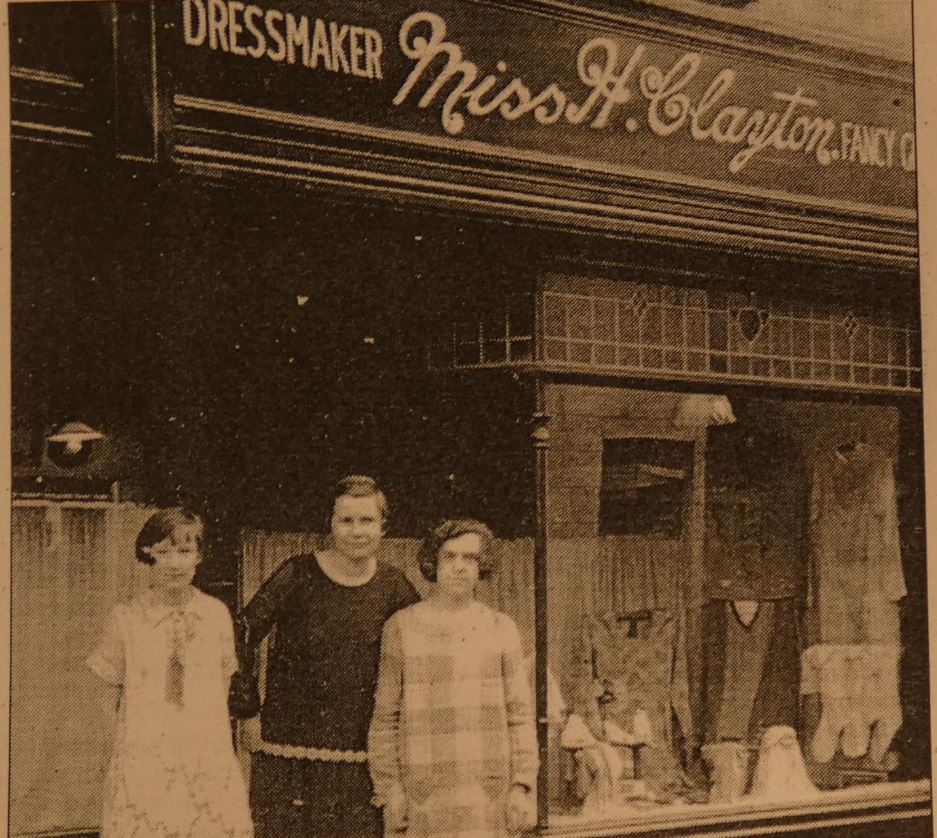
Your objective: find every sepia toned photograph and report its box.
[5,1,931,837]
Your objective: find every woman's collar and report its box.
[315,551,378,587]
[140,587,202,626]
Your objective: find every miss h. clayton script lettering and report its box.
[392,12,913,175]
[181,4,916,176]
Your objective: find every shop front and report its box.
[9,0,928,836]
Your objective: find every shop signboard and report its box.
[171,0,916,214]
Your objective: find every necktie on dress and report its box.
[166,612,186,706]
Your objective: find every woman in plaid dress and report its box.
[369,519,538,837]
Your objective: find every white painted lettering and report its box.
[208,0,229,52]
[243,5,265,58]
[691,69,735,141]
[590,42,644,129]
[285,13,309,66]
[849,125,868,164]
[710,105,749,144]
[393,12,478,135]
[265,9,286,62]
[183,0,207,46]
[640,53,700,137]
[309,19,332,71]
[228,1,246,56]
[180,6,912,183]
[329,22,351,74]
[349,26,366,77]
[884,128,897,168]
[900,131,916,171]
[365,29,383,80]
[564,39,643,129]
[465,62,512,117]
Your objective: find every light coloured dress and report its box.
[807,442,905,644]
[88,589,253,838]
[368,600,538,838]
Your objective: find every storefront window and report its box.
[542,385,926,827]
[433,277,922,395]
[434,273,928,830]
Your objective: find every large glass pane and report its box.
[545,385,929,828]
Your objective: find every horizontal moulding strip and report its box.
[172,144,919,269]
[172,95,916,226]
[430,359,921,397]
[172,120,915,243]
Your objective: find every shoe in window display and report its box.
[702,740,751,804]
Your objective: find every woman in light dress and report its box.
[88,508,252,838]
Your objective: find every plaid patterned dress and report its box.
[369,601,538,838]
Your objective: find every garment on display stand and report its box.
[702,600,800,745]
[800,644,902,764]
[591,538,678,616]
[569,611,693,801]
[702,427,805,751]
[807,442,905,645]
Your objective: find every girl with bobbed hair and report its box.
[416,517,498,582]
[369,518,538,837]
[88,507,253,838]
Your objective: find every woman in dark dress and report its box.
[229,475,419,838]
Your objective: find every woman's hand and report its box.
[383,785,408,834]
[228,671,261,718]
[506,783,536,833]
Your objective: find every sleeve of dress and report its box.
[229,556,301,718]
[501,615,539,791]
[87,606,125,686]
[235,556,300,674]
[368,615,405,803]
[218,603,238,681]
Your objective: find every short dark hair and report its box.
[418,518,496,582]
[328,474,389,523]
[136,508,204,565]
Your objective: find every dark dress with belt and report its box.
[230,554,419,838]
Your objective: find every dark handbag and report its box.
[228,670,262,718]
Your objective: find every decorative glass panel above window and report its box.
[429,276,921,396]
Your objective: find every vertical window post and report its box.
[531,372,550,829]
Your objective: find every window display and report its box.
[540,388,924,826]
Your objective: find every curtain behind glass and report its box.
[10,503,156,836]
